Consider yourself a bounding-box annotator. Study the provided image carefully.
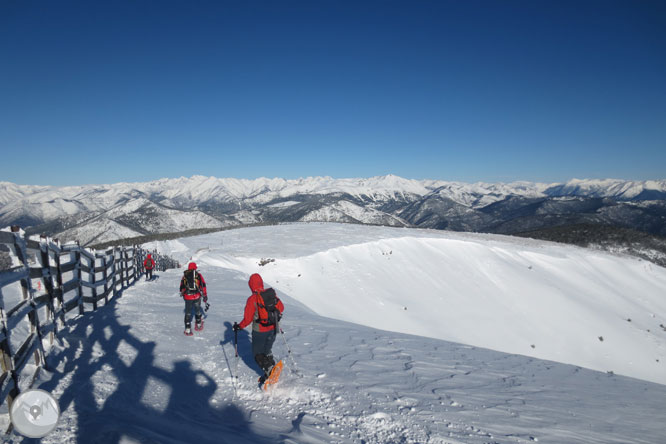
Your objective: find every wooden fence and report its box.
[0,226,178,421]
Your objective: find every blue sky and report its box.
[1,0,665,186]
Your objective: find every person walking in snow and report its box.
[144,253,156,281]
[180,262,208,335]
[233,273,284,383]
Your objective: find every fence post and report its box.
[39,236,57,345]
[115,247,121,297]
[110,247,117,299]
[122,247,128,291]
[132,246,139,285]
[10,227,31,304]
[132,247,136,285]
[12,228,46,369]
[117,247,123,291]
[101,251,109,305]
[74,247,84,316]
[54,240,65,329]
[128,247,134,286]
[90,252,98,311]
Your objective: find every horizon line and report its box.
[3,174,666,189]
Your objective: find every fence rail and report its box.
[0,226,178,423]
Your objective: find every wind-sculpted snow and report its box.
[6,224,666,443]
[159,223,666,386]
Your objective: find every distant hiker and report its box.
[144,254,156,280]
[233,273,284,384]
[180,262,208,336]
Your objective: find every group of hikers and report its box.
[141,252,285,385]
[177,261,284,385]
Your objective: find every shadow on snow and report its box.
[24,295,273,444]
[220,322,264,379]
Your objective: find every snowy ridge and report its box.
[157,223,666,386]
[542,178,666,201]
[2,175,666,246]
[429,181,553,208]
[299,201,407,226]
[2,175,665,218]
[57,199,229,245]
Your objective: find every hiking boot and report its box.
[195,320,204,331]
[184,327,193,336]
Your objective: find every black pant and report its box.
[184,298,202,327]
[252,329,277,373]
[146,268,153,280]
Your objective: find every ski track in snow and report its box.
[3,224,666,443]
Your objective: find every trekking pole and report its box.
[230,327,239,398]
[279,325,302,377]
[220,339,238,399]
[234,327,239,381]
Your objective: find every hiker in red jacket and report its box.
[233,273,284,382]
[143,254,156,281]
[179,262,208,335]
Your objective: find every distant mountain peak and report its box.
[1,175,664,245]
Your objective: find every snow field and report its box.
[175,223,666,385]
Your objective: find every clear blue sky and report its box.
[1,0,665,186]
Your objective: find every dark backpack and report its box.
[257,288,281,328]
[184,270,200,294]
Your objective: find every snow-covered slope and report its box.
[56,199,229,245]
[6,222,666,443]
[151,223,666,385]
[428,181,552,208]
[299,200,407,226]
[546,178,666,200]
[59,218,144,246]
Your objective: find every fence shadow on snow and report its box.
[29,301,271,444]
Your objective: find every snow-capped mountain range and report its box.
[1,175,665,245]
